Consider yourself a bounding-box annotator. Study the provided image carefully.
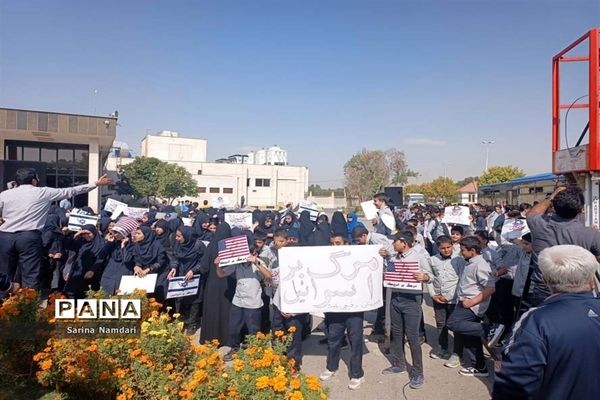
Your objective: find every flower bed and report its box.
[0,289,328,399]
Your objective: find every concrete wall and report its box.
[141,135,207,163]
[307,192,347,210]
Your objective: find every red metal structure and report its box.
[552,28,600,174]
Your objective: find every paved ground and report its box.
[299,298,495,400]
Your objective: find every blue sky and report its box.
[1,0,599,186]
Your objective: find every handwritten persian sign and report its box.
[278,245,383,314]
[442,206,471,226]
[501,218,530,240]
[224,213,253,230]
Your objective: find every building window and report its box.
[17,111,27,130]
[38,113,48,132]
[197,170,202,175]
[209,187,220,193]
[223,188,233,194]
[255,178,271,187]
[198,187,207,193]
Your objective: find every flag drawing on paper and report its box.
[383,260,422,292]
[218,235,250,267]
[166,275,201,299]
[68,213,99,231]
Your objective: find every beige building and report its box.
[108,131,309,208]
[0,107,117,211]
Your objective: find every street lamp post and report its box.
[482,139,495,172]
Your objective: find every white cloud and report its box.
[405,138,446,146]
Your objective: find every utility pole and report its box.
[482,139,495,172]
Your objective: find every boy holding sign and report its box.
[380,231,432,389]
[215,250,272,361]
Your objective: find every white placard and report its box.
[212,196,230,209]
[224,213,253,230]
[442,206,471,226]
[501,218,530,240]
[166,275,200,299]
[118,274,158,294]
[298,201,319,222]
[181,217,193,227]
[111,204,128,220]
[278,245,383,314]
[361,201,378,220]
[104,198,127,213]
[126,207,149,220]
[68,213,99,231]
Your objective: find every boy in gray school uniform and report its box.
[216,254,272,361]
[429,235,466,360]
[445,236,495,376]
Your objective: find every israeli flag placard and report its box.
[68,213,99,231]
[166,275,201,299]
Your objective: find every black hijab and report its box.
[331,211,349,238]
[79,224,106,258]
[298,210,314,246]
[133,226,163,266]
[43,214,63,234]
[311,221,332,246]
[201,223,231,270]
[174,226,200,261]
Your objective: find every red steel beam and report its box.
[588,28,599,170]
[559,56,590,62]
[559,103,590,109]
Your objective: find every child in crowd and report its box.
[446,236,495,376]
[380,231,432,389]
[215,248,272,361]
[450,226,465,257]
[319,233,365,391]
[269,230,309,371]
[428,235,466,360]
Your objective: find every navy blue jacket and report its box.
[493,291,600,400]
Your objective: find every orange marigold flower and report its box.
[256,376,270,389]
[233,359,244,372]
[287,391,304,400]
[40,359,53,370]
[287,326,297,333]
[274,330,284,337]
[290,377,301,390]
[164,363,174,372]
[306,375,321,391]
[130,348,142,357]
[99,371,111,380]
[256,331,266,339]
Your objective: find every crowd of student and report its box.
[2,168,600,398]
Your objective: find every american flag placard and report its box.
[218,235,250,267]
[383,260,422,292]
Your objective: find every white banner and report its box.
[442,206,471,226]
[360,201,378,220]
[224,213,253,230]
[299,201,319,222]
[166,275,201,299]
[68,213,99,231]
[501,218,530,240]
[125,207,149,220]
[104,198,127,213]
[118,274,158,294]
[278,245,383,314]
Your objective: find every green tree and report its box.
[158,163,198,204]
[427,177,457,203]
[120,157,164,204]
[456,176,479,188]
[344,148,417,201]
[385,149,419,185]
[479,165,525,185]
[344,149,390,201]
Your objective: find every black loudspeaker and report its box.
[384,186,404,208]
[0,161,47,192]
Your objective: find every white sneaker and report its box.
[319,369,337,381]
[348,377,365,390]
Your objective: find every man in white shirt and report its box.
[0,168,112,288]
